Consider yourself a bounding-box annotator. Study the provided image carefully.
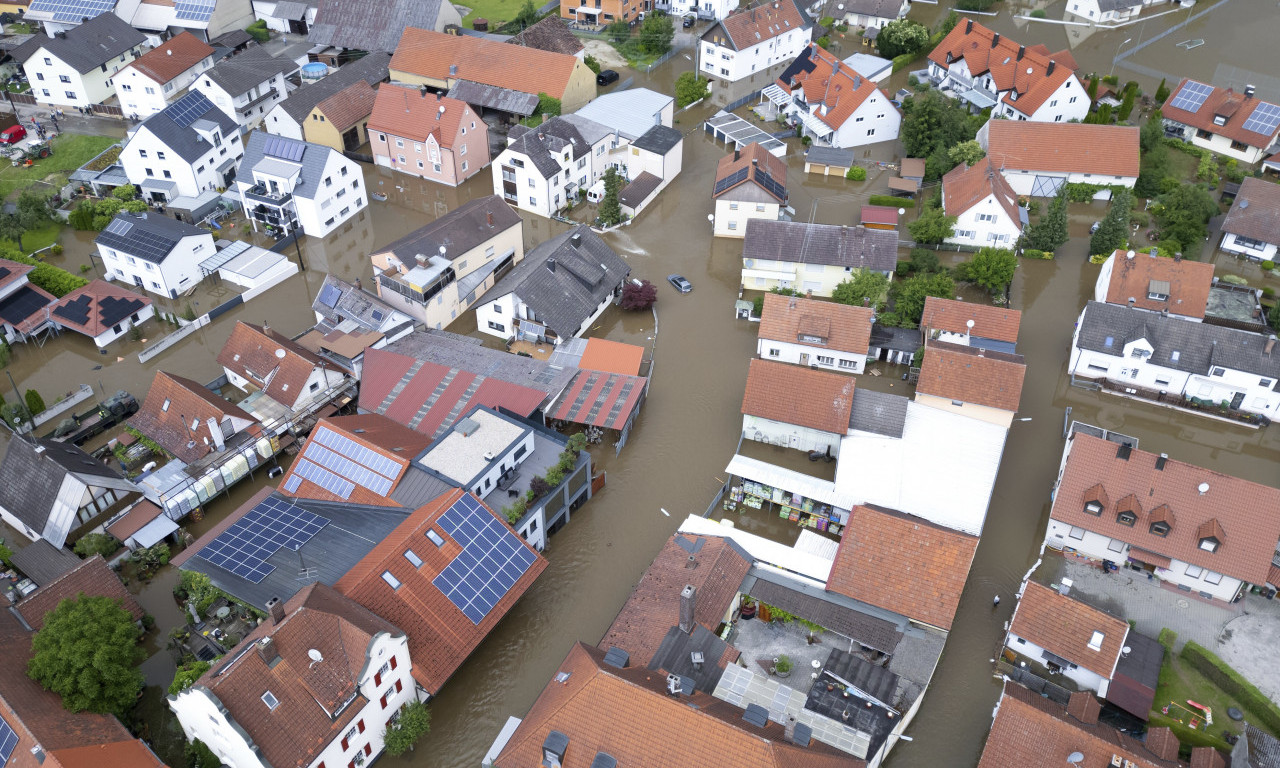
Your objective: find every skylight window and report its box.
[261,691,279,709]
[1087,631,1104,651]
[426,529,445,547]
[1103,336,1114,348]
[381,571,401,590]
[404,549,423,568]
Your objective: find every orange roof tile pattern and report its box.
[1008,581,1128,678]
[577,337,645,376]
[826,505,978,631]
[713,142,788,202]
[920,296,1022,344]
[47,740,166,768]
[16,555,144,630]
[778,43,887,130]
[277,414,427,507]
[928,19,1079,116]
[1103,250,1214,318]
[368,84,471,146]
[712,0,808,51]
[123,31,213,84]
[128,370,254,464]
[916,342,1026,412]
[741,358,854,434]
[315,79,377,132]
[389,27,583,100]
[1051,433,1280,584]
[757,291,873,355]
[942,156,1023,227]
[217,321,335,407]
[985,119,1140,178]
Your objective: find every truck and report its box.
[42,390,138,445]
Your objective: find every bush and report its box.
[774,655,793,674]
[845,166,866,181]
[868,195,911,208]
[1030,8,1046,17]
[1022,249,1053,260]
[168,660,212,695]
[73,532,120,558]
[24,388,44,415]
[1262,260,1276,270]
[1180,641,1280,735]
[674,71,709,109]
[582,54,601,74]
[245,19,268,42]
[956,0,996,8]
[816,35,830,49]
[620,279,657,310]
[383,700,431,757]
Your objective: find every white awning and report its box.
[796,109,833,139]
[131,514,179,548]
[725,454,856,511]
[761,84,790,107]
[961,88,997,109]
[742,267,796,282]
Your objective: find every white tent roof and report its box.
[131,513,179,548]
[725,454,856,511]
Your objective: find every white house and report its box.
[1045,431,1280,603]
[978,119,1139,198]
[191,48,295,131]
[218,320,350,413]
[699,0,813,83]
[765,43,900,149]
[114,32,216,119]
[927,19,1088,123]
[95,212,215,299]
[13,14,144,109]
[614,125,684,220]
[49,279,155,347]
[1220,177,1280,262]
[121,90,244,202]
[1161,80,1280,164]
[712,142,789,238]
[661,0,737,21]
[1093,249,1215,321]
[756,291,874,374]
[169,584,421,768]
[252,0,321,34]
[1069,301,1280,418]
[741,358,854,456]
[819,0,908,29]
[1067,0,1167,24]
[942,157,1026,248]
[492,117,603,219]
[237,131,366,239]
[1005,581,1129,697]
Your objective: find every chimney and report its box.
[1266,335,1276,356]
[546,258,556,272]
[541,731,569,768]
[436,91,442,101]
[256,637,280,666]
[991,32,1000,48]
[570,232,582,248]
[734,147,740,161]
[267,596,285,625]
[784,716,798,743]
[965,18,973,33]
[487,211,494,227]
[1245,84,1256,99]
[679,584,696,634]
[1047,60,1055,76]
[1017,45,1025,60]
[419,84,427,97]
[685,554,697,569]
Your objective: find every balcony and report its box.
[501,170,517,183]
[243,184,292,207]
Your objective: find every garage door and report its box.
[1031,175,1066,197]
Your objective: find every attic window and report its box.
[191,418,199,431]
[1117,510,1136,526]
[1199,538,1219,552]
[261,691,279,710]
[1087,632,1104,651]
[1171,351,1181,362]
[404,549,423,568]
[1150,521,1170,537]
[426,529,445,547]
[381,571,402,590]
[161,398,171,412]
[1103,336,1114,348]
[1084,501,1103,516]
[233,353,241,361]
[1213,115,1226,126]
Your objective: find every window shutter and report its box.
[395,680,403,693]
[380,694,387,709]
[389,656,398,670]
[357,720,365,734]
[374,672,381,686]
[364,745,372,756]
[341,738,349,751]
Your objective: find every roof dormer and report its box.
[1082,483,1108,516]
[1148,504,1174,537]
[1197,518,1224,552]
[1115,494,1142,526]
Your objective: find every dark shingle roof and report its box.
[9,540,83,586]
[13,14,144,74]
[202,48,295,97]
[848,389,909,437]
[631,124,683,155]
[487,226,630,340]
[743,219,899,273]
[309,0,448,53]
[1077,301,1280,382]
[0,439,130,537]
[505,117,591,178]
[95,212,206,264]
[374,194,521,264]
[276,52,391,124]
[136,90,238,163]
[239,131,336,202]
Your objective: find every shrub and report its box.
[845,166,866,181]
[1262,286,1275,297]
[245,19,269,42]
[1180,641,1280,735]
[1022,249,1052,260]
[0,543,11,567]
[1030,8,1046,17]
[620,279,657,310]
[50,243,62,255]
[816,35,830,49]
[73,532,120,558]
[24,388,44,415]
[1261,260,1275,270]
[774,655,793,674]
[868,195,911,208]
[674,71,709,109]
[168,660,212,694]
[583,54,601,74]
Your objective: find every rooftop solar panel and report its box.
[0,285,55,326]
[196,496,327,583]
[1241,101,1280,137]
[756,170,786,201]
[51,294,92,326]
[167,91,213,128]
[292,457,355,499]
[173,0,215,21]
[431,494,536,624]
[713,166,749,196]
[263,135,306,163]
[313,426,401,478]
[104,216,133,236]
[0,715,16,768]
[1168,81,1213,113]
[28,0,114,22]
[317,283,341,309]
[98,295,145,327]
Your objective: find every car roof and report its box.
[2,125,22,133]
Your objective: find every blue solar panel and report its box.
[167,91,213,128]
[0,715,16,768]
[317,283,341,309]
[1241,101,1280,137]
[308,426,401,493]
[196,496,327,584]
[173,0,215,21]
[263,135,306,163]
[292,457,355,499]
[1168,81,1213,113]
[431,494,537,624]
[27,0,113,23]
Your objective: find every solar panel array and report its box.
[173,0,215,21]
[306,442,394,495]
[713,167,749,196]
[1241,101,1280,137]
[317,282,341,309]
[104,217,133,236]
[167,91,212,128]
[755,170,786,201]
[27,0,113,22]
[1168,81,1213,113]
[263,135,306,163]
[292,457,355,499]
[0,715,16,768]
[108,225,180,264]
[312,426,401,488]
[432,495,537,624]
[197,496,327,583]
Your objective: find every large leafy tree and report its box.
[900,91,977,180]
[1024,186,1069,252]
[638,12,674,56]
[884,272,954,328]
[947,140,985,167]
[597,167,623,226]
[513,0,538,27]
[908,206,957,245]
[674,72,708,108]
[1153,184,1215,255]
[1089,188,1132,256]
[383,700,432,756]
[831,270,889,310]
[28,595,145,717]
[620,279,657,310]
[962,247,1017,294]
[876,18,929,58]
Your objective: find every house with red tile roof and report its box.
[1005,581,1129,696]
[699,0,813,83]
[914,341,1026,427]
[114,32,216,118]
[277,414,431,507]
[713,143,789,238]
[756,293,874,374]
[129,370,258,464]
[978,119,1139,196]
[302,78,379,153]
[1219,176,1280,262]
[15,554,144,631]
[741,358,855,457]
[942,156,1026,248]
[1162,80,1280,164]
[920,296,1022,349]
[1045,432,1280,602]
[49,279,153,348]
[169,582,419,768]
[368,85,489,187]
[1093,249,1215,320]
[927,18,1087,122]
[217,321,349,414]
[770,43,901,149]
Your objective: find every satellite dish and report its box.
[439,245,447,256]
[1067,753,1085,765]
[1198,482,1210,494]
[275,348,286,359]
[898,208,906,216]
[308,649,323,662]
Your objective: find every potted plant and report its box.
[739,597,757,621]
[775,655,792,678]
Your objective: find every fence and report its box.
[994,660,1072,705]
[722,88,764,114]
[91,104,123,118]
[137,315,210,364]
[29,383,94,429]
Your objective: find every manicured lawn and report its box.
[1152,650,1245,752]
[1,219,63,254]
[458,0,527,25]
[0,133,118,201]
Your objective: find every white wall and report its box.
[741,415,842,456]
[99,231,215,298]
[757,338,865,374]
[24,45,140,108]
[295,151,367,237]
[1004,76,1089,123]
[116,56,214,118]
[1006,631,1111,695]
[193,71,289,131]
[828,92,900,149]
[121,124,243,199]
[476,291,522,339]
[492,148,561,219]
[1000,168,1137,197]
[1220,232,1279,262]
[264,104,304,140]
[714,198,778,238]
[699,26,813,83]
[945,194,1021,247]
[1171,124,1272,165]
[85,302,155,347]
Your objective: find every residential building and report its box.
[389,27,596,112]
[741,219,898,293]
[476,226,630,345]
[12,14,143,108]
[820,0,908,29]
[218,321,350,413]
[95,211,215,298]
[1161,80,1280,164]
[1005,581,1129,696]
[115,32,216,119]
[614,125,684,219]
[698,0,813,83]
[977,119,1139,197]
[508,16,584,57]
[120,90,243,202]
[1068,301,1280,418]
[370,194,523,329]
[767,43,901,149]
[335,488,548,694]
[826,504,979,631]
[942,157,1026,247]
[920,296,1022,351]
[915,342,1026,428]
[264,52,391,146]
[1067,0,1167,23]
[1045,432,1280,602]
[0,258,57,343]
[558,0,643,28]
[236,131,367,238]
[129,370,259,464]
[0,437,140,548]
[15,553,144,629]
[927,19,1087,122]
[191,48,295,130]
[368,86,489,186]
[299,274,414,376]
[492,117,599,218]
[1219,176,1280,261]
[1093,249,1215,320]
[713,143,788,237]
[24,0,253,38]
[756,293,873,374]
[570,87,674,142]
[49,279,153,347]
[741,358,855,455]
[104,499,180,551]
[277,414,431,508]
[168,583,421,768]
[1234,724,1280,768]
[307,0,461,54]
[252,0,320,34]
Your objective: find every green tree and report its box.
[875,18,929,59]
[24,388,44,415]
[1024,186,1069,251]
[947,140,985,167]
[0,401,30,429]
[906,248,940,274]
[908,206,957,245]
[0,542,12,567]
[68,202,96,231]
[535,92,561,118]
[27,595,144,717]
[605,20,630,44]
[383,700,432,756]
[513,0,539,27]
[1270,300,1280,330]
[74,532,120,558]
[1090,188,1132,255]
[845,165,867,181]
[0,214,26,250]
[185,739,220,768]
[1154,184,1216,254]
[1154,78,1170,105]
[962,247,1017,294]
[110,184,138,201]
[1086,77,1099,104]
[900,91,976,179]
[674,71,709,108]
[831,270,889,310]
[885,271,954,328]
[597,167,623,226]
[1117,83,1137,122]
[583,54,601,74]
[168,660,212,694]
[1140,109,1164,153]
[638,12,674,55]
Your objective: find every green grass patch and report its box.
[1181,641,1280,735]
[0,219,62,253]
[1150,638,1280,751]
[0,133,118,201]
[459,0,527,25]
[869,195,913,208]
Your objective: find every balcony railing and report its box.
[243,184,292,207]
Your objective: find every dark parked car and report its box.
[667,274,692,293]
[596,69,619,86]
[682,14,695,27]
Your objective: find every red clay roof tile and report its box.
[1103,249,1214,318]
[128,370,254,464]
[741,358,855,434]
[389,27,585,101]
[123,31,213,85]
[758,293,874,356]
[1008,581,1128,679]
[916,341,1026,412]
[16,555,143,630]
[985,120,1140,179]
[921,296,1022,344]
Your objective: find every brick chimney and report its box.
[256,637,280,666]
[266,596,285,625]
[679,585,696,634]
[991,32,1000,48]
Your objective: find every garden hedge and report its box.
[1180,641,1280,735]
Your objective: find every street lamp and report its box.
[1109,37,1132,78]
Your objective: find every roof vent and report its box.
[1240,199,1249,209]
[1155,454,1167,470]
[743,703,771,728]
[542,731,569,768]
[1126,250,1136,259]
[1245,84,1256,98]
[167,49,173,55]
[1198,482,1209,495]
[449,64,458,76]
[666,673,683,696]
[275,348,286,359]
[483,451,495,461]
[991,32,1000,48]
[602,646,629,669]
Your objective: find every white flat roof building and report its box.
[417,408,532,488]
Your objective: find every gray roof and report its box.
[848,389,909,438]
[0,438,132,536]
[505,118,592,179]
[1077,300,1280,384]
[375,194,521,264]
[487,225,631,341]
[387,465,455,509]
[619,172,662,209]
[13,13,143,74]
[95,212,206,264]
[826,0,905,20]
[743,219,899,273]
[869,324,920,353]
[447,80,539,117]
[308,0,447,53]
[384,330,577,399]
[240,131,336,202]
[631,125,683,155]
[805,145,855,168]
[312,274,409,332]
[745,573,903,655]
[648,623,731,694]
[570,87,673,141]
[1239,724,1280,768]
[9,540,82,586]
[276,52,391,124]
[271,0,309,19]
[136,91,238,163]
[1096,0,1141,11]
[1222,177,1280,246]
[202,48,295,98]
